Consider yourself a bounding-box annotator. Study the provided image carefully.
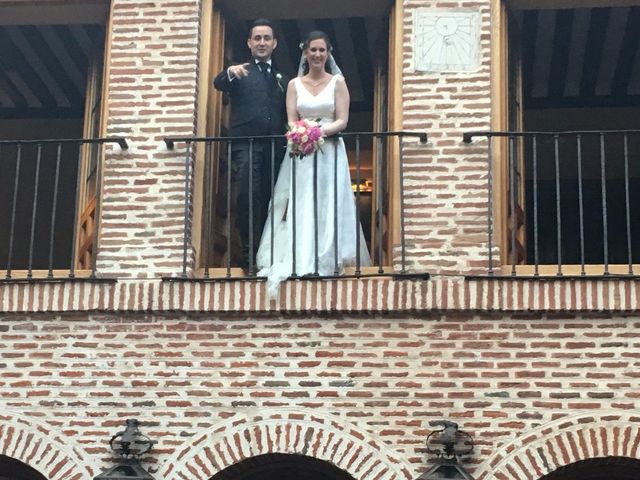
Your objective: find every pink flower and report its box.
[286,119,324,159]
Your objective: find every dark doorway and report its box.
[209,453,356,480]
[539,456,640,480]
[0,4,108,272]
[0,455,48,480]
[203,1,392,270]
[509,6,640,266]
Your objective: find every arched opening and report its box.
[209,453,356,480]
[539,456,640,480]
[0,455,48,480]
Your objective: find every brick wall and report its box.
[0,313,639,479]
[2,278,639,313]
[96,0,499,278]
[2,0,639,479]
[401,0,494,275]
[99,0,201,278]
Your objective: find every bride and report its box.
[256,30,371,298]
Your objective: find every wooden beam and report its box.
[579,7,611,98]
[508,0,639,8]
[216,0,392,19]
[611,6,640,97]
[547,9,574,99]
[0,1,108,24]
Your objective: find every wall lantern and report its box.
[94,419,155,480]
[417,420,475,480]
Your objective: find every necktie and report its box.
[258,62,270,79]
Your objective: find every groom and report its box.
[213,18,288,273]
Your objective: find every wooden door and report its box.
[378,0,403,268]
[198,0,226,269]
[506,8,527,266]
[371,21,389,266]
[75,28,106,270]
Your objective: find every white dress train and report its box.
[256,75,371,297]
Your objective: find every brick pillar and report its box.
[99,0,202,277]
[401,1,493,274]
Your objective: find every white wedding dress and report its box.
[257,75,371,298]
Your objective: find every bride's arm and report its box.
[321,75,350,137]
[286,79,299,124]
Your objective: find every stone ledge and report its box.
[0,277,638,313]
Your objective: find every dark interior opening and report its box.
[207,10,389,268]
[516,6,640,265]
[540,456,640,480]
[209,453,356,480]
[0,455,48,480]
[0,23,104,270]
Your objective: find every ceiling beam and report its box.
[611,6,640,97]
[579,7,610,98]
[0,1,108,24]
[19,25,84,108]
[508,0,640,9]
[547,9,573,98]
[216,0,392,19]
[0,26,57,108]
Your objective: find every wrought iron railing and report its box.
[463,130,640,277]
[0,137,127,281]
[164,131,427,281]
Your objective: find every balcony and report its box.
[163,131,428,282]
[0,137,127,281]
[463,129,640,277]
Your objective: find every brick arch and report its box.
[163,408,414,480]
[476,411,640,480]
[0,410,93,480]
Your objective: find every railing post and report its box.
[247,139,255,276]
[398,135,407,274]
[313,149,319,276]
[269,139,276,268]
[6,144,22,280]
[623,133,633,275]
[202,142,211,279]
[553,134,562,276]
[48,143,63,279]
[27,143,42,279]
[576,134,586,276]
[486,137,494,276]
[354,135,362,276]
[226,141,232,277]
[376,135,384,274]
[181,140,192,278]
[599,132,609,275]
[69,145,83,279]
[508,134,517,276]
[291,154,297,278]
[332,139,339,276]
[531,135,539,276]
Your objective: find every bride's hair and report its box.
[300,30,334,75]
[301,30,333,52]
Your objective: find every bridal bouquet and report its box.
[286,119,324,159]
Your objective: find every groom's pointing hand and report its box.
[229,63,251,79]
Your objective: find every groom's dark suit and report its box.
[214,61,288,271]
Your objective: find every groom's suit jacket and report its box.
[213,61,288,143]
